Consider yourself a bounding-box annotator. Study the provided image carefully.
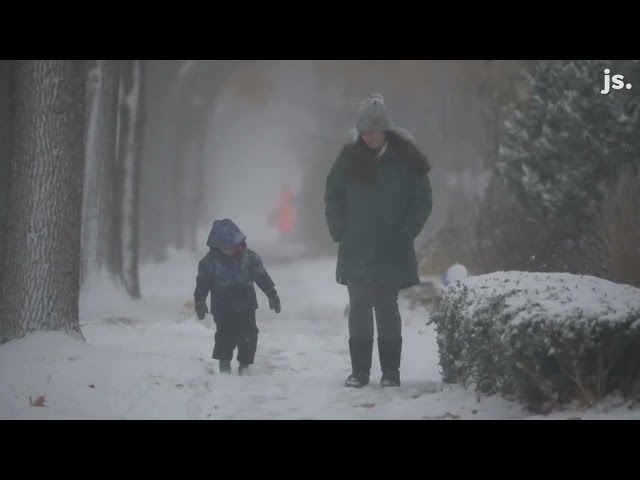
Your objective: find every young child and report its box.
[194,218,281,375]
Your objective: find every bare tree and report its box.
[171,62,212,252]
[169,61,237,253]
[116,60,145,298]
[0,60,85,344]
[80,60,121,287]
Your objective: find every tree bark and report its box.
[0,60,9,295]
[0,60,85,344]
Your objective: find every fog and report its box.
[1,60,530,267]
[202,61,312,245]
[196,60,512,250]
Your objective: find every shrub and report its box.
[431,271,640,413]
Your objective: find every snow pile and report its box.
[431,270,640,413]
[442,263,468,286]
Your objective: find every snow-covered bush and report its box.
[431,271,640,413]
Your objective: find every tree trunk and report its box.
[0,60,86,344]
[180,107,207,253]
[117,60,144,299]
[80,60,121,287]
[190,112,207,252]
[171,61,228,253]
[0,60,9,295]
[172,105,187,251]
[139,60,182,263]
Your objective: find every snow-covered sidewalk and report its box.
[1,249,638,419]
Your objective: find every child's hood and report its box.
[206,218,247,249]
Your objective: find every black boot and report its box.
[378,337,402,387]
[345,338,373,388]
[219,359,231,374]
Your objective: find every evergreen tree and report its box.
[497,60,640,242]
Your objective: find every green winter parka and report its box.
[324,129,433,290]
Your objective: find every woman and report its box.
[324,93,433,388]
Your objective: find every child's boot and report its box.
[219,360,231,374]
[238,363,251,376]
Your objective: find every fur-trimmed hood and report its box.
[346,126,416,146]
[343,127,431,177]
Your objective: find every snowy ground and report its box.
[1,246,639,420]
